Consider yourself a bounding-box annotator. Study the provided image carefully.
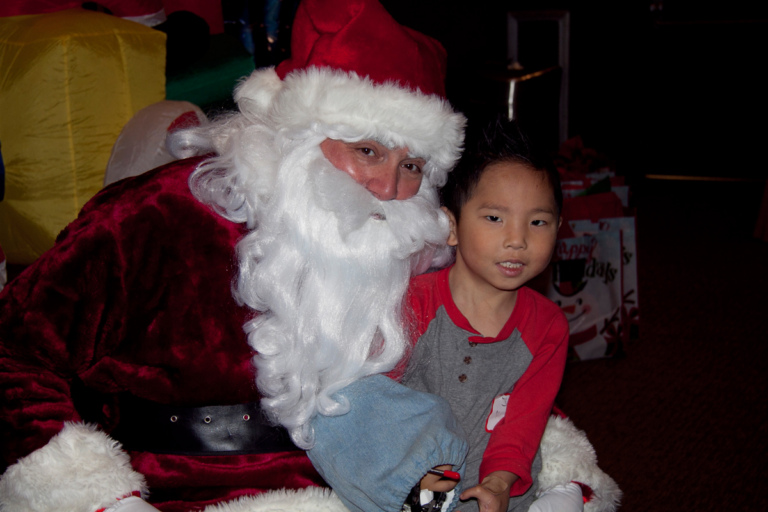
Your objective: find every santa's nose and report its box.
[362,165,399,201]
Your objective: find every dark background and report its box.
[380,0,767,182]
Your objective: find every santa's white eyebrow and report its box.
[355,138,425,161]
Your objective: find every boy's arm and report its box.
[479,308,569,496]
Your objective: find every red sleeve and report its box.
[478,291,569,496]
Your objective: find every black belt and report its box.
[111,397,298,456]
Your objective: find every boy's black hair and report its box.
[440,116,563,222]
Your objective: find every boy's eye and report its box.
[531,219,548,227]
[485,215,501,222]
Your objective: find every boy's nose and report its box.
[504,226,527,249]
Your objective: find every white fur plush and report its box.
[0,422,147,512]
[233,67,465,188]
[537,416,622,512]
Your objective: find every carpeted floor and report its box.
[554,177,768,511]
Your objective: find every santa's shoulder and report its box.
[87,156,207,212]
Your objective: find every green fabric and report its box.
[166,34,255,109]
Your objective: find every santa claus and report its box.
[0,1,619,511]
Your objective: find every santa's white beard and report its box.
[234,142,450,448]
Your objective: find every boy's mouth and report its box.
[499,261,523,269]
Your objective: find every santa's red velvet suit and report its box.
[0,157,327,511]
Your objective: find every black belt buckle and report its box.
[112,398,298,456]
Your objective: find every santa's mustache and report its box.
[308,155,448,262]
[310,157,390,238]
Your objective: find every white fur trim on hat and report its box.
[0,422,148,512]
[538,416,622,512]
[202,487,346,512]
[234,67,465,188]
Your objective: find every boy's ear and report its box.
[441,206,459,247]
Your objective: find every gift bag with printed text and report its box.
[537,139,640,360]
[544,231,623,360]
[568,217,640,352]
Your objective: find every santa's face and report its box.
[319,139,426,200]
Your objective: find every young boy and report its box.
[403,118,571,512]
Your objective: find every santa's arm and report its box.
[0,185,148,509]
[0,281,149,511]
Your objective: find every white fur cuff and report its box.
[0,422,147,512]
[538,416,622,512]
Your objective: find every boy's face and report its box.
[445,161,561,295]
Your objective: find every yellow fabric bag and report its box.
[0,9,166,264]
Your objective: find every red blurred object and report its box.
[427,468,461,481]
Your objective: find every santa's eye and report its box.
[402,162,423,175]
[358,147,376,156]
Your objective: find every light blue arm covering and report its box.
[307,374,468,512]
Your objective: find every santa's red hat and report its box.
[233,0,465,187]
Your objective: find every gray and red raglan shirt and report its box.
[402,265,569,509]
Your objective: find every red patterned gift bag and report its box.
[546,230,624,361]
[569,217,640,348]
[543,136,639,360]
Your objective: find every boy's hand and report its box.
[459,471,518,512]
[420,464,459,492]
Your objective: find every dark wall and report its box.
[647,2,768,179]
[382,1,638,174]
[383,1,766,180]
